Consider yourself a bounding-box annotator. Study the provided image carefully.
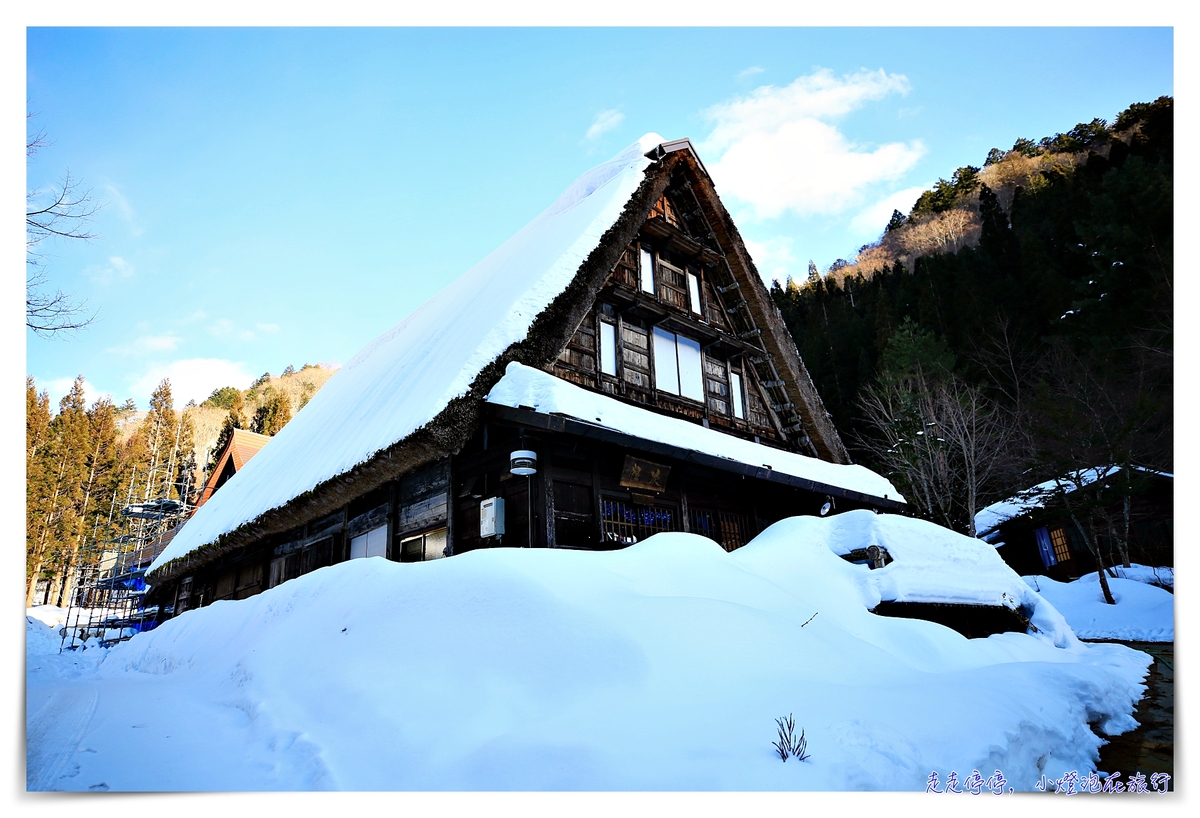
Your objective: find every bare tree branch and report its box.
[26,111,101,336]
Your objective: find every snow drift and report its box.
[1022,573,1174,642]
[30,512,1150,791]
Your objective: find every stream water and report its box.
[1094,641,1173,789]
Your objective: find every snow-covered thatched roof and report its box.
[974,465,1173,540]
[148,134,869,583]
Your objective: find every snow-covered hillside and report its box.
[28,512,1151,791]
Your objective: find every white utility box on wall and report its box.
[480,497,505,538]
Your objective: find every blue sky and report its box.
[25,27,1173,411]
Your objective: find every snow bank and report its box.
[486,363,901,503]
[26,607,67,656]
[1108,563,1173,591]
[1022,574,1174,642]
[31,513,1150,791]
[151,135,664,576]
[805,511,1036,612]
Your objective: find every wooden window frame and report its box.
[1049,526,1071,563]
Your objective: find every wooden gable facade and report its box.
[195,428,272,509]
[147,139,898,621]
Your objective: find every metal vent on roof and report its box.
[643,138,711,177]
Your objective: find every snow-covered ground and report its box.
[1108,563,1174,591]
[1022,573,1174,642]
[28,512,1152,791]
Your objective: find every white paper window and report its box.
[731,372,745,419]
[600,321,617,376]
[639,247,655,294]
[653,327,704,402]
[423,528,448,560]
[653,326,679,395]
[687,272,702,315]
[401,528,448,561]
[677,335,704,402]
[350,525,388,560]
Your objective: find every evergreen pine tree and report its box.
[207,391,246,474]
[807,260,820,284]
[251,389,292,436]
[26,376,90,605]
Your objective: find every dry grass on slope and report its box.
[824,149,1089,288]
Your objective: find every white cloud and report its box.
[129,358,255,407]
[39,377,112,411]
[211,318,256,342]
[586,109,625,140]
[702,68,926,219]
[850,185,931,238]
[106,333,183,356]
[743,236,799,285]
[103,183,144,236]
[84,256,135,285]
[738,66,764,80]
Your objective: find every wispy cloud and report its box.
[701,68,926,219]
[743,236,800,285]
[586,109,625,141]
[129,358,255,407]
[103,183,144,237]
[84,256,135,285]
[106,333,183,356]
[851,185,930,237]
[211,318,257,342]
[738,66,765,80]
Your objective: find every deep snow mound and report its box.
[30,514,1151,791]
[1022,574,1174,642]
[26,607,67,656]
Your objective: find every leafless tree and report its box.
[857,368,1017,537]
[1025,340,1172,602]
[27,114,100,336]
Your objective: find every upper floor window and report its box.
[687,271,703,315]
[639,247,655,294]
[653,327,704,402]
[599,320,617,376]
[730,371,745,419]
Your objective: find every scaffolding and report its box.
[58,417,198,651]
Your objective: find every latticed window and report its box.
[601,497,678,545]
[656,258,688,311]
[1049,526,1071,562]
[689,508,754,552]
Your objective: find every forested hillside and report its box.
[26,363,335,606]
[774,97,1172,541]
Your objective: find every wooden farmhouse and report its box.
[146,134,903,618]
[975,467,1173,581]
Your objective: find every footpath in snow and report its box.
[1022,571,1174,642]
[27,512,1153,791]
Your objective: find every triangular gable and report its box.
[545,142,849,461]
[195,428,272,509]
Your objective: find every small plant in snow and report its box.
[772,714,810,762]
